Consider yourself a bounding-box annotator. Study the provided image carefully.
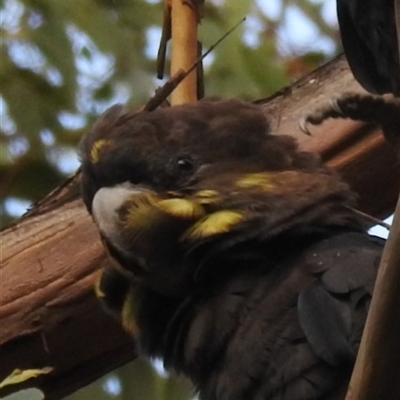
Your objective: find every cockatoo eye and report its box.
[176,156,195,171]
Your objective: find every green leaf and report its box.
[0,367,53,389]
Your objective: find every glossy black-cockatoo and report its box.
[80,99,384,400]
[300,2,400,153]
[337,0,400,95]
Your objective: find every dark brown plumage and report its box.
[337,0,400,95]
[81,99,384,400]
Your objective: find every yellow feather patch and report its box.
[183,210,243,240]
[94,272,105,298]
[90,139,113,163]
[236,172,275,190]
[121,289,138,335]
[157,198,205,219]
[193,189,220,205]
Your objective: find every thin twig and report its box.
[144,18,246,111]
[156,0,172,79]
[346,206,391,230]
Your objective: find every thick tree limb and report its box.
[1,197,136,398]
[1,54,399,399]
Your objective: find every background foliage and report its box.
[0,0,341,398]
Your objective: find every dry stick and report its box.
[144,18,245,112]
[170,0,199,105]
[345,206,391,231]
[156,0,172,79]
[345,3,400,399]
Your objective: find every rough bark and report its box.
[1,54,399,399]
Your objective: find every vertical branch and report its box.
[345,198,400,400]
[170,0,200,105]
[345,3,400,399]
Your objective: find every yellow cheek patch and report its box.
[125,194,204,230]
[121,289,138,335]
[90,139,113,163]
[125,193,159,224]
[183,210,243,240]
[236,172,275,190]
[123,193,179,243]
[157,198,205,219]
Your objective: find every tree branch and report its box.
[345,195,400,400]
[343,4,400,398]
[1,196,135,398]
[170,0,200,104]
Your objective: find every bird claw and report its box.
[298,93,350,135]
[329,93,346,115]
[298,116,312,136]
[298,92,400,154]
